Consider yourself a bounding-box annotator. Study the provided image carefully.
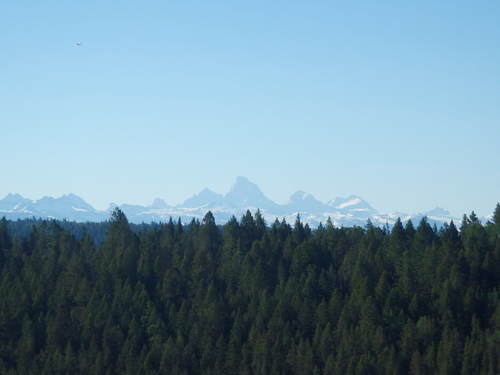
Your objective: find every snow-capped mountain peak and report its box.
[288,190,310,202]
[326,195,375,213]
[0,177,462,228]
[286,190,325,213]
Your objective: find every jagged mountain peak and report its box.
[236,175,250,184]
[227,176,259,193]
[105,202,118,211]
[288,190,319,203]
[151,198,169,209]
[325,195,377,216]
[0,193,109,222]
[0,178,460,228]
[35,193,96,212]
[425,207,451,217]
[0,193,31,211]
[58,193,91,204]
[200,187,220,196]
[225,176,276,209]
[286,190,325,214]
[4,193,26,200]
[182,187,224,208]
[289,190,308,201]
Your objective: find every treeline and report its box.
[6,217,160,248]
[0,206,500,374]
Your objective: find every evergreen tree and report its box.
[0,205,499,374]
[492,203,500,225]
[0,216,10,269]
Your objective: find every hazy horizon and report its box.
[2,1,499,217]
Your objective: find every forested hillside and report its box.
[1,206,499,374]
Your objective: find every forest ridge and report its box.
[0,203,499,374]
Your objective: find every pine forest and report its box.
[1,205,500,374]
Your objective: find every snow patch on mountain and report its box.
[0,177,465,227]
[72,206,88,212]
[335,197,362,210]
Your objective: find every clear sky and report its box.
[1,1,499,218]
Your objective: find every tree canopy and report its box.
[0,206,499,374]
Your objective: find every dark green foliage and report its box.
[1,205,500,374]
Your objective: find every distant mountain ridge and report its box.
[0,176,460,227]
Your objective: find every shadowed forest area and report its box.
[0,205,500,374]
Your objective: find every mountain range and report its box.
[0,176,460,227]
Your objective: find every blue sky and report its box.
[1,1,499,218]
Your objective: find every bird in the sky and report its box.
[76,42,82,46]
